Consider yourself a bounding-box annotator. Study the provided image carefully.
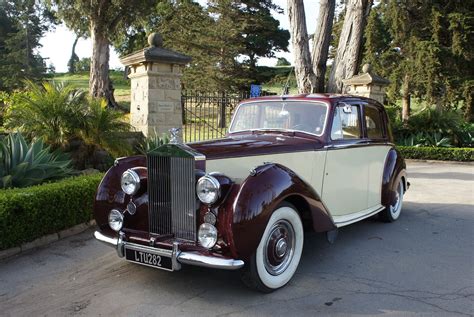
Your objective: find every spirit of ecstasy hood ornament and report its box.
[169,127,182,144]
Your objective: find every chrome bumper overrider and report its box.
[94,231,244,270]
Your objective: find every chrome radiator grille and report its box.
[147,154,196,241]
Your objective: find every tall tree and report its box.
[287,0,316,93]
[50,0,154,106]
[115,0,289,91]
[67,36,79,73]
[327,0,373,93]
[311,0,335,92]
[363,1,473,121]
[0,0,52,91]
[239,0,290,70]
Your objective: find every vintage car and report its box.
[93,94,408,292]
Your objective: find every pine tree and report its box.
[0,0,52,91]
[363,0,474,121]
[114,0,289,91]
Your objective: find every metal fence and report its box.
[181,90,274,143]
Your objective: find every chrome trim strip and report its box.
[334,206,385,227]
[177,252,245,270]
[93,231,244,270]
[228,100,330,138]
[324,142,393,150]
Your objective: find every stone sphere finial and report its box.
[148,32,163,48]
[362,63,372,73]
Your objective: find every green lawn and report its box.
[52,71,131,109]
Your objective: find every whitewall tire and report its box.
[241,204,304,292]
[380,179,404,222]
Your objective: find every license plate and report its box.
[125,246,173,271]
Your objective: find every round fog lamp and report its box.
[108,209,124,232]
[204,211,217,225]
[198,223,218,249]
[121,169,140,195]
[196,175,220,204]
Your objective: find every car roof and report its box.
[240,93,381,106]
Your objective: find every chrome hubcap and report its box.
[275,238,288,258]
[263,220,295,276]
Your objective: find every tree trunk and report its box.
[287,0,316,93]
[327,0,373,93]
[68,37,79,73]
[89,21,117,107]
[311,0,335,92]
[402,74,411,122]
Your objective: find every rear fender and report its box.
[382,148,407,207]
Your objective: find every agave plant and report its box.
[0,133,74,189]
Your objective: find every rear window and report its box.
[365,105,384,139]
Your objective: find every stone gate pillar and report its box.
[120,33,191,137]
[342,64,390,104]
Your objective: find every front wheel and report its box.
[380,179,404,222]
[241,204,304,292]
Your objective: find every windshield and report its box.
[229,101,328,136]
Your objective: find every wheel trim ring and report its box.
[263,220,295,276]
[390,182,403,216]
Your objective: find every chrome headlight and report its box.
[121,169,140,195]
[108,209,123,232]
[196,175,220,204]
[198,223,218,248]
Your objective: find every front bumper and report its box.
[94,231,244,270]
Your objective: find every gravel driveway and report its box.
[0,161,473,316]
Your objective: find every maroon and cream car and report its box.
[93,94,408,292]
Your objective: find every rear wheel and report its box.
[241,204,304,292]
[380,179,404,222]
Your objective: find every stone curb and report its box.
[406,159,473,166]
[0,220,96,262]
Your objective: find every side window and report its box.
[331,104,361,140]
[365,105,384,139]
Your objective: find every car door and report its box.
[321,103,370,219]
[363,103,392,208]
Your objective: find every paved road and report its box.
[1,161,473,316]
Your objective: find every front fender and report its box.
[228,163,335,261]
[94,156,147,237]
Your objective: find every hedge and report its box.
[0,173,103,250]
[398,146,473,162]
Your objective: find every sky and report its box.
[39,0,321,73]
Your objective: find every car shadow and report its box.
[133,201,473,316]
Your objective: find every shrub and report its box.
[393,107,473,148]
[4,81,132,169]
[4,80,87,148]
[138,131,170,154]
[0,173,103,250]
[80,98,132,156]
[398,146,473,161]
[0,133,74,189]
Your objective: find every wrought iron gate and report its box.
[181,90,249,143]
